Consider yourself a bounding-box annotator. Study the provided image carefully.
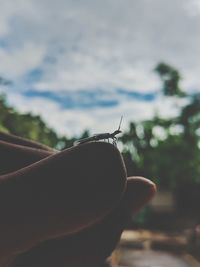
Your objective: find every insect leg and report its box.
[112,137,117,146]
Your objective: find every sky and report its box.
[0,0,200,137]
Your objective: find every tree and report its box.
[121,113,200,189]
[0,94,86,149]
[154,62,185,97]
[120,64,200,190]
[0,94,67,148]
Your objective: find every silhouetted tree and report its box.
[155,62,185,97]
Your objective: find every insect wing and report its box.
[93,133,110,140]
[74,133,110,146]
[73,136,96,146]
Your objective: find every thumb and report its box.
[124,176,156,216]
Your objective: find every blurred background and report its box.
[1,0,200,266]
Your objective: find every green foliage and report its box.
[155,62,185,97]
[121,63,200,190]
[0,94,75,149]
[121,101,200,189]
[134,206,153,226]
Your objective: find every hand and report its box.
[0,134,155,267]
[12,177,155,267]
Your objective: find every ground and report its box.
[110,230,200,267]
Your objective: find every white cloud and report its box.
[0,0,200,92]
[185,0,200,16]
[0,43,45,78]
[6,92,187,137]
[0,0,200,136]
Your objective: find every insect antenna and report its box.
[111,116,123,138]
[118,116,123,131]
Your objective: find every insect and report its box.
[74,116,123,146]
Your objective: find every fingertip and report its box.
[124,176,157,214]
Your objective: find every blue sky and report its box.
[0,0,200,136]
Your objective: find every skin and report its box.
[0,132,156,267]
